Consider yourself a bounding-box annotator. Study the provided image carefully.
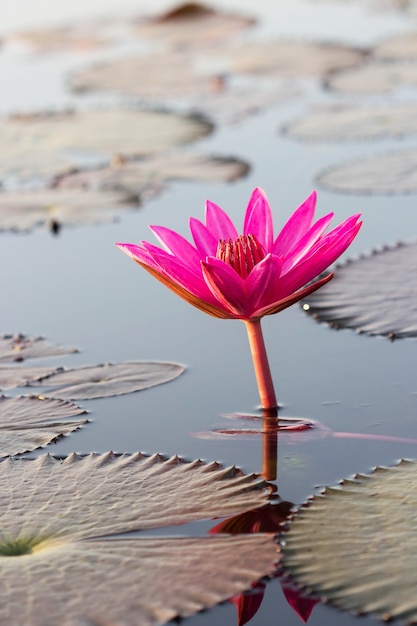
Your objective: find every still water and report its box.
[1,1,417,625]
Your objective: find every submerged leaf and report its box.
[316,148,417,194]
[0,395,87,456]
[282,459,417,623]
[283,103,417,141]
[0,452,277,624]
[0,334,77,363]
[302,242,417,338]
[29,361,185,399]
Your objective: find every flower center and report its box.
[216,234,266,279]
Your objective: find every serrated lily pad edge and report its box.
[279,459,417,621]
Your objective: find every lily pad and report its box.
[302,242,417,338]
[0,366,60,390]
[282,459,417,623]
[55,153,250,193]
[29,361,185,399]
[326,60,417,93]
[283,103,417,141]
[375,31,417,59]
[230,41,365,77]
[71,54,214,100]
[0,334,77,363]
[0,187,132,232]
[316,148,417,194]
[12,18,121,52]
[0,110,213,185]
[0,451,277,625]
[0,395,87,456]
[137,2,255,47]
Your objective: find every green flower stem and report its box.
[243,319,278,411]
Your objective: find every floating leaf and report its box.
[0,366,60,390]
[0,395,87,456]
[29,361,185,399]
[0,153,249,233]
[375,31,417,59]
[12,18,121,51]
[71,55,214,100]
[0,452,277,625]
[0,187,131,232]
[326,60,417,93]
[316,148,417,194]
[0,110,213,185]
[302,242,417,338]
[0,334,77,363]
[283,103,417,141]
[71,53,296,123]
[230,41,365,77]
[55,153,250,194]
[282,459,417,623]
[137,2,255,47]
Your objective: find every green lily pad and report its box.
[0,334,77,363]
[0,109,213,185]
[301,242,417,338]
[282,459,417,623]
[316,148,417,194]
[29,361,185,399]
[230,41,365,77]
[326,60,417,93]
[283,103,417,141]
[0,452,277,625]
[0,395,87,457]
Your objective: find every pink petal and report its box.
[115,242,155,267]
[308,213,361,258]
[276,218,362,298]
[243,187,274,251]
[149,225,201,267]
[189,217,219,257]
[282,585,318,623]
[281,212,334,273]
[146,248,213,299]
[205,200,239,241]
[273,191,317,256]
[245,254,283,314]
[202,257,249,317]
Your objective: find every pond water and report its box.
[1,0,417,625]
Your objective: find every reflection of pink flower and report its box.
[116,188,361,321]
[210,505,318,625]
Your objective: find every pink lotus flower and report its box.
[116,188,360,321]
[116,188,361,409]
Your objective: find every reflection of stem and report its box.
[244,319,277,410]
[262,408,278,481]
